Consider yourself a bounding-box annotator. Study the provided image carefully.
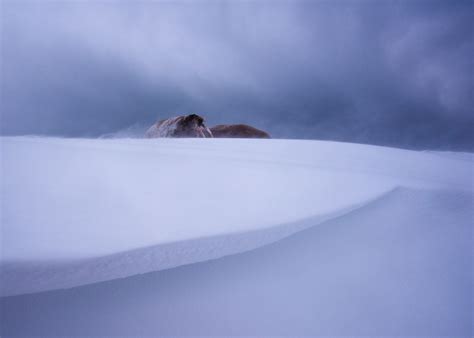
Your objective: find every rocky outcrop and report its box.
[145,114,213,138]
[210,124,270,139]
[145,114,271,139]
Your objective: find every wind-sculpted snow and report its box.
[1,187,472,336]
[1,137,472,297]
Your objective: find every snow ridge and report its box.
[1,137,472,296]
[1,187,397,296]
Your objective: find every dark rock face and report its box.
[145,114,270,139]
[210,124,271,139]
[145,114,213,138]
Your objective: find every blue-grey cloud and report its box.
[1,0,472,150]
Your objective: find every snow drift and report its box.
[0,137,472,336]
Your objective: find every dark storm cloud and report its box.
[1,0,472,150]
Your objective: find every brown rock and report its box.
[210,124,270,139]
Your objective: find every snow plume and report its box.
[1,1,473,150]
[99,123,148,139]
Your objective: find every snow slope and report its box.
[0,137,472,335]
[2,187,471,336]
[1,136,471,297]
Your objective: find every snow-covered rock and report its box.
[145,114,213,138]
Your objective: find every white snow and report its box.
[0,136,472,336]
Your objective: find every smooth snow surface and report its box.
[1,137,472,336]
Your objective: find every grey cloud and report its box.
[1,0,472,150]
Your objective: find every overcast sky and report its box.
[1,0,472,150]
